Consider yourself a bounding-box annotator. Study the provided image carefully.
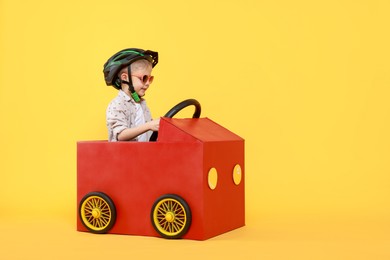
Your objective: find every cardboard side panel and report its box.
[202,140,245,239]
[77,141,205,239]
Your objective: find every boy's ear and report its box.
[120,72,128,81]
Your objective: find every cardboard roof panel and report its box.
[159,117,243,142]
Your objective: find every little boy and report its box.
[103,48,160,142]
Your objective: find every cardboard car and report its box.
[77,99,245,240]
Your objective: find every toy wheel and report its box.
[151,194,192,239]
[79,192,116,234]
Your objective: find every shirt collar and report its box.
[119,89,132,103]
[119,89,144,104]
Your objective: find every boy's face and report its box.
[130,65,153,97]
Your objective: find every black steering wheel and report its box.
[149,99,201,141]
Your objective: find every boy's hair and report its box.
[118,59,153,78]
[131,59,153,72]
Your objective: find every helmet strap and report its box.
[120,65,140,102]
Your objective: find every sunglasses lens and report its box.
[142,75,154,84]
[142,75,148,84]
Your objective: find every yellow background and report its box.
[1,0,389,259]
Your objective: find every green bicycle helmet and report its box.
[103,48,158,90]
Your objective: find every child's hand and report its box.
[148,119,160,131]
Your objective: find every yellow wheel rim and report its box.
[153,198,187,237]
[80,196,112,232]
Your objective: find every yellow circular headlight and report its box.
[208,167,218,190]
[233,164,242,185]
